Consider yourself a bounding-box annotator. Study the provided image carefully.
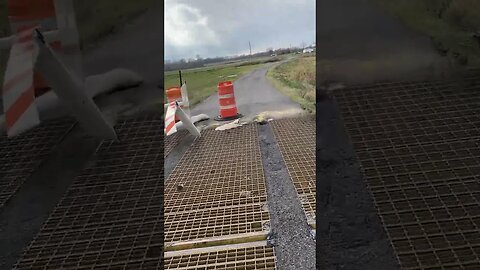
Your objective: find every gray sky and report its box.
[165,0,315,61]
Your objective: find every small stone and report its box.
[262,221,271,231]
[176,184,184,191]
[239,190,251,198]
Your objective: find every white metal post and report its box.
[53,0,83,79]
[34,31,117,140]
[180,83,191,118]
[175,105,200,137]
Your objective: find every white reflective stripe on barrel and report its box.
[218,93,234,99]
[220,104,237,110]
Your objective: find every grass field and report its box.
[266,55,316,113]
[373,0,480,66]
[165,62,266,106]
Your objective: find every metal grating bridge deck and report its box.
[165,130,188,157]
[334,76,480,269]
[14,114,164,270]
[165,124,270,244]
[271,117,316,226]
[164,124,275,269]
[0,118,74,207]
[164,243,276,270]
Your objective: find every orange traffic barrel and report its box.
[166,87,183,122]
[215,81,242,121]
[166,87,182,102]
[8,0,59,97]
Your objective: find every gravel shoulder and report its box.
[316,96,400,270]
[258,123,316,269]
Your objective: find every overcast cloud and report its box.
[165,0,315,61]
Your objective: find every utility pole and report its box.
[249,41,252,61]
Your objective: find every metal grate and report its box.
[14,114,164,270]
[165,125,270,243]
[164,245,276,269]
[0,118,74,207]
[334,76,480,270]
[165,130,188,157]
[271,117,316,222]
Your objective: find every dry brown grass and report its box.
[267,56,316,113]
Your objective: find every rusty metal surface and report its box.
[334,76,480,269]
[165,130,188,157]
[165,124,270,244]
[164,245,276,269]
[271,117,316,223]
[0,118,75,207]
[14,114,164,270]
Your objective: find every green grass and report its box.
[373,0,480,66]
[164,62,265,106]
[266,56,316,113]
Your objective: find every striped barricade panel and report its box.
[2,24,40,137]
[165,101,178,136]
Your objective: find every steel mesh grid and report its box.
[165,195,268,214]
[270,117,316,219]
[0,118,74,207]
[165,130,188,157]
[14,114,164,270]
[164,246,276,269]
[0,175,27,206]
[334,79,480,269]
[165,125,270,243]
[165,204,270,242]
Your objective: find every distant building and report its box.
[303,47,314,54]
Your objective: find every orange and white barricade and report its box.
[4,0,82,96]
[0,0,82,137]
[165,101,201,137]
[2,24,40,136]
[165,101,177,136]
[0,0,141,138]
[164,83,207,137]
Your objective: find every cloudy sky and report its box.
[165,0,315,61]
